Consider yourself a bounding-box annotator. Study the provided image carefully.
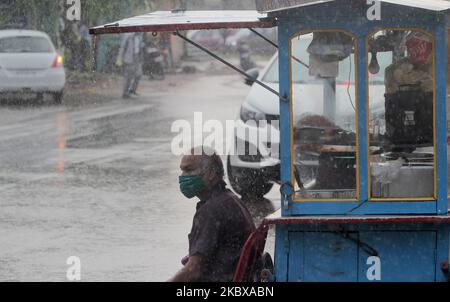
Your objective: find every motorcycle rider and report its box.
[237,40,256,71]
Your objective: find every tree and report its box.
[0,1,154,71]
[0,0,153,44]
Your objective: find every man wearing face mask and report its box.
[169,146,256,282]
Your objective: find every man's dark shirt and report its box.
[188,181,256,282]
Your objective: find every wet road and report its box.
[0,74,278,281]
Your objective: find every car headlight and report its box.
[240,103,267,123]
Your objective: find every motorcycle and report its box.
[143,42,165,80]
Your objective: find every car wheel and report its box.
[156,64,165,80]
[227,155,274,199]
[53,91,64,105]
[35,93,44,105]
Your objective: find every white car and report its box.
[227,34,389,198]
[0,29,66,103]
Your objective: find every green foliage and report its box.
[0,0,152,38]
[0,0,153,72]
[1,0,56,31]
[82,0,152,25]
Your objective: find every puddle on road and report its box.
[66,107,169,149]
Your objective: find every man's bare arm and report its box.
[168,255,204,282]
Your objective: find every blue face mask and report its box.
[179,175,205,199]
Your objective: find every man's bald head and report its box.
[180,146,224,185]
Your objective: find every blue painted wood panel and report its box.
[288,232,358,282]
[280,228,442,282]
[357,231,437,282]
[274,225,289,282]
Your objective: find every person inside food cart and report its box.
[293,114,357,194]
[294,115,342,147]
[381,31,434,150]
[384,32,433,95]
[168,146,256,282]
[369,32,435,197]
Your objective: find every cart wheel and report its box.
[53,91,64,105]
[255,252,274,282]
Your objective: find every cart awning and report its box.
[89,10,276,35]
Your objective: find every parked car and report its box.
[227,34,389,198]
[224,29,252,51]
[186,30,225,51]
[225,28,277,55]
[0,29,66,103]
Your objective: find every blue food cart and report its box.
[90,0,450,282]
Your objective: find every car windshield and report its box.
[0,36,53,53]
[263,38,392,84]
